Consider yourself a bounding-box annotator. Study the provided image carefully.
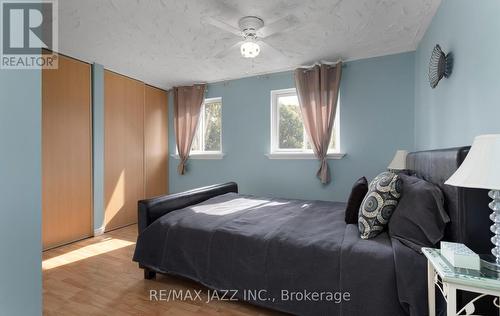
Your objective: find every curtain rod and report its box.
[298,58,345,69]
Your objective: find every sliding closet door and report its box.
[42,54,92,249]
[144,86,169,198]
[104,71,145,231]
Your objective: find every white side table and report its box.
[423,248,500,316]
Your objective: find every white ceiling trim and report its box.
[203,47,418,88]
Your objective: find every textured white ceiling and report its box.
[59,0,441,89]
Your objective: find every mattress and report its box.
[133,192,426,315]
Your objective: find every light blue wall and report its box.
[169,52,415,202]
[414,0,500,150]
[0,70,42,314]
[92,64,105,232]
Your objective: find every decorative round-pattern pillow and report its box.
[358,172,402,239]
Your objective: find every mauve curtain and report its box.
[174,84,206,175]
[294,62,342,184]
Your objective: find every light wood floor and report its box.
[43,225,285,316]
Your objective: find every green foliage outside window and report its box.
[277,97,338,151]
[204,101,221,151]
[279,103,303,149]
[190,100,222,152]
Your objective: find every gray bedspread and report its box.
[133,193,426,316]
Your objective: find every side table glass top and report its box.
[422,247,500,292]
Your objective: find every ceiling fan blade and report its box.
[214,41,244,59]
[202,16,241,37]
[256,15,300,39]
[257,41,286,59]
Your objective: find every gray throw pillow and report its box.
[358,172,402,239]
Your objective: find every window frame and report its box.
[190,97,223,155]
[269,88,343,159]
[173,97,224,160]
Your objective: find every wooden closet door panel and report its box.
[104,71,144,231]
[144,86,168,198]
[42,54,92,249]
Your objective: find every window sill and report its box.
[265,152,346,160]
[171,153,225,160]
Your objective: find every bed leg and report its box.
[144,268,156,280]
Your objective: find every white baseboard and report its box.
[94,226,105,236]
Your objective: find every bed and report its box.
[133,147,492,315]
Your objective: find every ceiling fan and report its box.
[204,14,299,59]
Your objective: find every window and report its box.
[269,88,342,159]
[176,97,222,159]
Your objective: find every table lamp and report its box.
[387,150,408,172]
[445,134,500,271]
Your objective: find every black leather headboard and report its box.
[407,147,492,254]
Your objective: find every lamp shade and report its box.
[387,150,408,170]
[445,134,500,190]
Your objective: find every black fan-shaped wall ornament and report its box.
[428,44,453,88]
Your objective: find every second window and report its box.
[271,88,340,154]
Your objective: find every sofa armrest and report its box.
[137,182,238,234]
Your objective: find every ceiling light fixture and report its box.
[207,13,298,59]
[240,40,260,58]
